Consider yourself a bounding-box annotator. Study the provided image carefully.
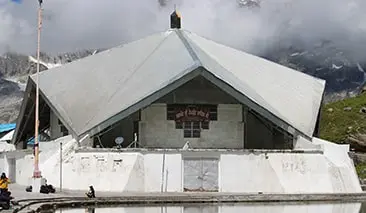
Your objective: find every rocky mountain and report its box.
[0,50,101,123]
[236,0,261,8]
[0,42,365,123]
[263,43,366,103]
[0,78,23,123]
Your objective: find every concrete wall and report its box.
[8,136,361,193]
[139,104,244,149]
[139,76,244,149]
[0,143,17,181]
[294,136,322,150]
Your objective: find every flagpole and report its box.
[33,0,43,178]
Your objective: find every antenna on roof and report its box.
[170,5,181,29]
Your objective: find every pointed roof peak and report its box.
[170,7,181,29]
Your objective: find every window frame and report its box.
[166,104,218,138]
[183,121,203,138]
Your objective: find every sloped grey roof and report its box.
[29,29,325,138]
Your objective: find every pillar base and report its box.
[29,177,47,193]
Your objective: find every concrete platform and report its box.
[7,184,366,213]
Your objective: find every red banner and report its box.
[175,107,209,121]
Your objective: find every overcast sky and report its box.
[0,0,366,59]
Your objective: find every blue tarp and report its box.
[0,123,16,133]
[27,136,41,145]
[11,0,22,3]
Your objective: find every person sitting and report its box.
[85,186,95,198]
[0,173,10,194]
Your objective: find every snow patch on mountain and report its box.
[4,77,26,91]
[332,64,343,70]
[357,63,365,72]
[28,55,62,70]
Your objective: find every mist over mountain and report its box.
[0,0,365,57]
[0,0,366,123]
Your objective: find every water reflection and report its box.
[57,203,364,213]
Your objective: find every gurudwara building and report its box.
[6,11,361,193]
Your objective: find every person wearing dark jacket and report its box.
[86,186,95,198]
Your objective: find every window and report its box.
[176,121,183,129]
[178,121,208,132]
[184,121,201,138]
[166,104,217,138]
[58,119,69,136]
[208,105,218,120]
[167,105,176,120]
[201,121,209,129]
[60,126,69,136]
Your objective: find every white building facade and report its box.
[7,26,361,193]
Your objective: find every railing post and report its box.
[59,141,63,192]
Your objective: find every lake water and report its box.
[56,203,366,213]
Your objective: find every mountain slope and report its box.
[320,89,366,148]
[0,78,23,123]
[0,50,100,123]
[263,44,366,102]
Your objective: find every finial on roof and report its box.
[170,7,181,29]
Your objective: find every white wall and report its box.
[0,143,17,180]
[9,136,361,193]
[0,142,15,152]
[294,136,322,150]
[66,207,182,213]
[139,104,244,149]
[144,154,182,192]
[221,138,361,193]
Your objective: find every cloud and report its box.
[0,0,366,60]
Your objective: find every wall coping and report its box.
[0,149,32,158]
[75,148,323,154]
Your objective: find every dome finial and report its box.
[170,7,181,29]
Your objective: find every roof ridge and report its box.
[175,30,201,66]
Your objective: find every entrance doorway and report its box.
[183,158,219,192]
[183,206,219,213]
